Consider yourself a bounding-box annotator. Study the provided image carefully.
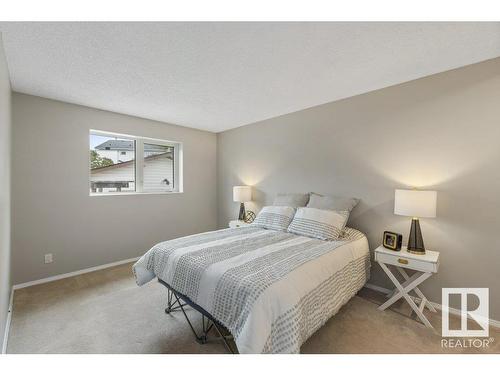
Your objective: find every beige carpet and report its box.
[7,262,500,354]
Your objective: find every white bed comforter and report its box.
[133,226,370,353]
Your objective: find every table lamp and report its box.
[233,186,252,221]
[394,189,437,255]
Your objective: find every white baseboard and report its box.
[13,257,140,290]
[363,283,500,329]
[364,283,392,295]
[1,287,14,354]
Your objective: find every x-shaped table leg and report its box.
[384,268,437,314]
[396,267,437,313]
[378,262,435,330]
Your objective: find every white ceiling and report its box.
[1,22,500,132]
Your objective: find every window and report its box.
[89,130,182,195]
[143,143,175,192]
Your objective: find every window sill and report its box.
[89,191,183,197]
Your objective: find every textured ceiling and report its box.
[1,22,500,132]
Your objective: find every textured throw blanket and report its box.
[133,226,370,353]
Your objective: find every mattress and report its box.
[133,226,370,353]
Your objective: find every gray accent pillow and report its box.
[288,207,350,241]
[273,193,309,207]
[307,192,359,212]
[252,206,296,231]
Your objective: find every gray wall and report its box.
[217,57,500,320]
[12,93,217,284]
[0,34,12,350]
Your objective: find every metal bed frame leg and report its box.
[172,291,208,344]
[164,289,187,314]
[211,320,235,354]
[166,288,236,353]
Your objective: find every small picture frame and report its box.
[383,231,402,251]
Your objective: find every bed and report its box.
[133,225,370,354]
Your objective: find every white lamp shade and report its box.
[394,189,437,218]
[233,186,252,203]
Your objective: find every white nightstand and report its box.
[374,245,440,330]
[229,220,250,229]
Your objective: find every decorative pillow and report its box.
[273,193,309,207]
[307,192,359,212]
[287,207,349,240]
[252,206,296,231]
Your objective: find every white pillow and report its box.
[252,206,296,231]
[287,207,349,240]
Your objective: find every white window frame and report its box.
[89,129,183,196]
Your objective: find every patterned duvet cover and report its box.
[133,226,370,353]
